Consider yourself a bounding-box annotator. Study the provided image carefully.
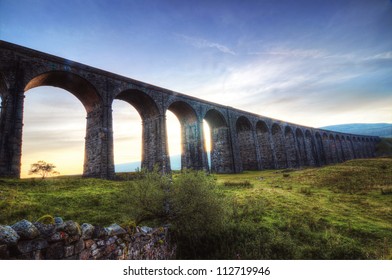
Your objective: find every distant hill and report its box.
[115,154,182,172]
[320,123,392,137]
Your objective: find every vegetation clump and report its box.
[36,214,55,225]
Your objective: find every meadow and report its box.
[0,157,391,259]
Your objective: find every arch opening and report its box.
[22,86,86,178]
[112,100,142,173]
[204,109,233,173]
[167,101,203,171]
[256,121,274,169]
[114,89,165,172]
[236,116,258,171]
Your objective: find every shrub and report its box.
[223,180,252,188]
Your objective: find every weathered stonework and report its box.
[0,219,174,260]
[0,41,380,179]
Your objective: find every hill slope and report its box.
[320,123,392,137]
[1,158,391,259]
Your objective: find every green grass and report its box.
[1,158,391,259]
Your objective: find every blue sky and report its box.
[1,0,391,175]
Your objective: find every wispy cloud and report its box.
[190,47,392,127]
[178,34,235,55]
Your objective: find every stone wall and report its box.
[0,218,175,260]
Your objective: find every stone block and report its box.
[11,220,39,240]
[64,245,74,257]
[79,249,91,260]
[74,239,85,254]
[84,239,95,249]
[0,244,9,259]
[0,225,19,245]
[45,242,64,260]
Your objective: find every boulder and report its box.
[140,226,153,234]
[106,224,126,236]
[11,220,39,240]
[63,221,81,236]
[33,222,55,238]
[81,223,94,240]
[0,225,20,245]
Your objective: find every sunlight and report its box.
[112,99,142,171]
[166,110,182,170]
[22,87,85,177]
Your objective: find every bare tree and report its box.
[29,160,60,179]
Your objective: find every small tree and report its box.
[29,160,59,179]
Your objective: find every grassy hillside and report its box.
[1,158,391,259]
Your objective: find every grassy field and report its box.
[0,157,391,259]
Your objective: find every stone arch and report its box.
[114,89,168,172]
[322,133,333,164]
[295,128,307,166]
[236,116,258,170]
[204,109,233,173]
[315,132,325,165]
[334,135,344,162]
[256,120,274,169]
[271,123,287,169]
[340,135,349,161]
[352,136,360,158]
[25,71,102,113]
[328,134,339,163]
[285,126,298,168]
[305,130,317,166]
[167,100,205,170]
[23,70,113,178]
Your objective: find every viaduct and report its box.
[0,41,380,179]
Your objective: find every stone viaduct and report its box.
[0,41,380,179]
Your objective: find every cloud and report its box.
[178,34,235,55]
[190,47,392,127]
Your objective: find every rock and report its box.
[49,231,68,242]
[81,223,94,239]
[11,220,39,240]
[74,239,85,254]
[54,217,64,225]
[46,242,64,260]
[84,239,95,249]
[64,245,74,257]
[0,225,20,245]
[0,244,9,259]
[106,224,126,236]
[63,221,81,236]
[79,249,90,260]
[140,226,153,234]
[15,239,48,254]
[92,226,108,238]
[33,222,55,238]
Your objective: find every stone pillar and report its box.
[83,104,115,179]
[180,120,206,171]
[0,72,24,178]
[210,126,234,173]
[141,114,170,174]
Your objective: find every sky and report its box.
[0,0,391,176]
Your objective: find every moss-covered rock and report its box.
[36,215,55,225]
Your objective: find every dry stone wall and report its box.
[0,218,175,260]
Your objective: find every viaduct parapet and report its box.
[0,41,380,179]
